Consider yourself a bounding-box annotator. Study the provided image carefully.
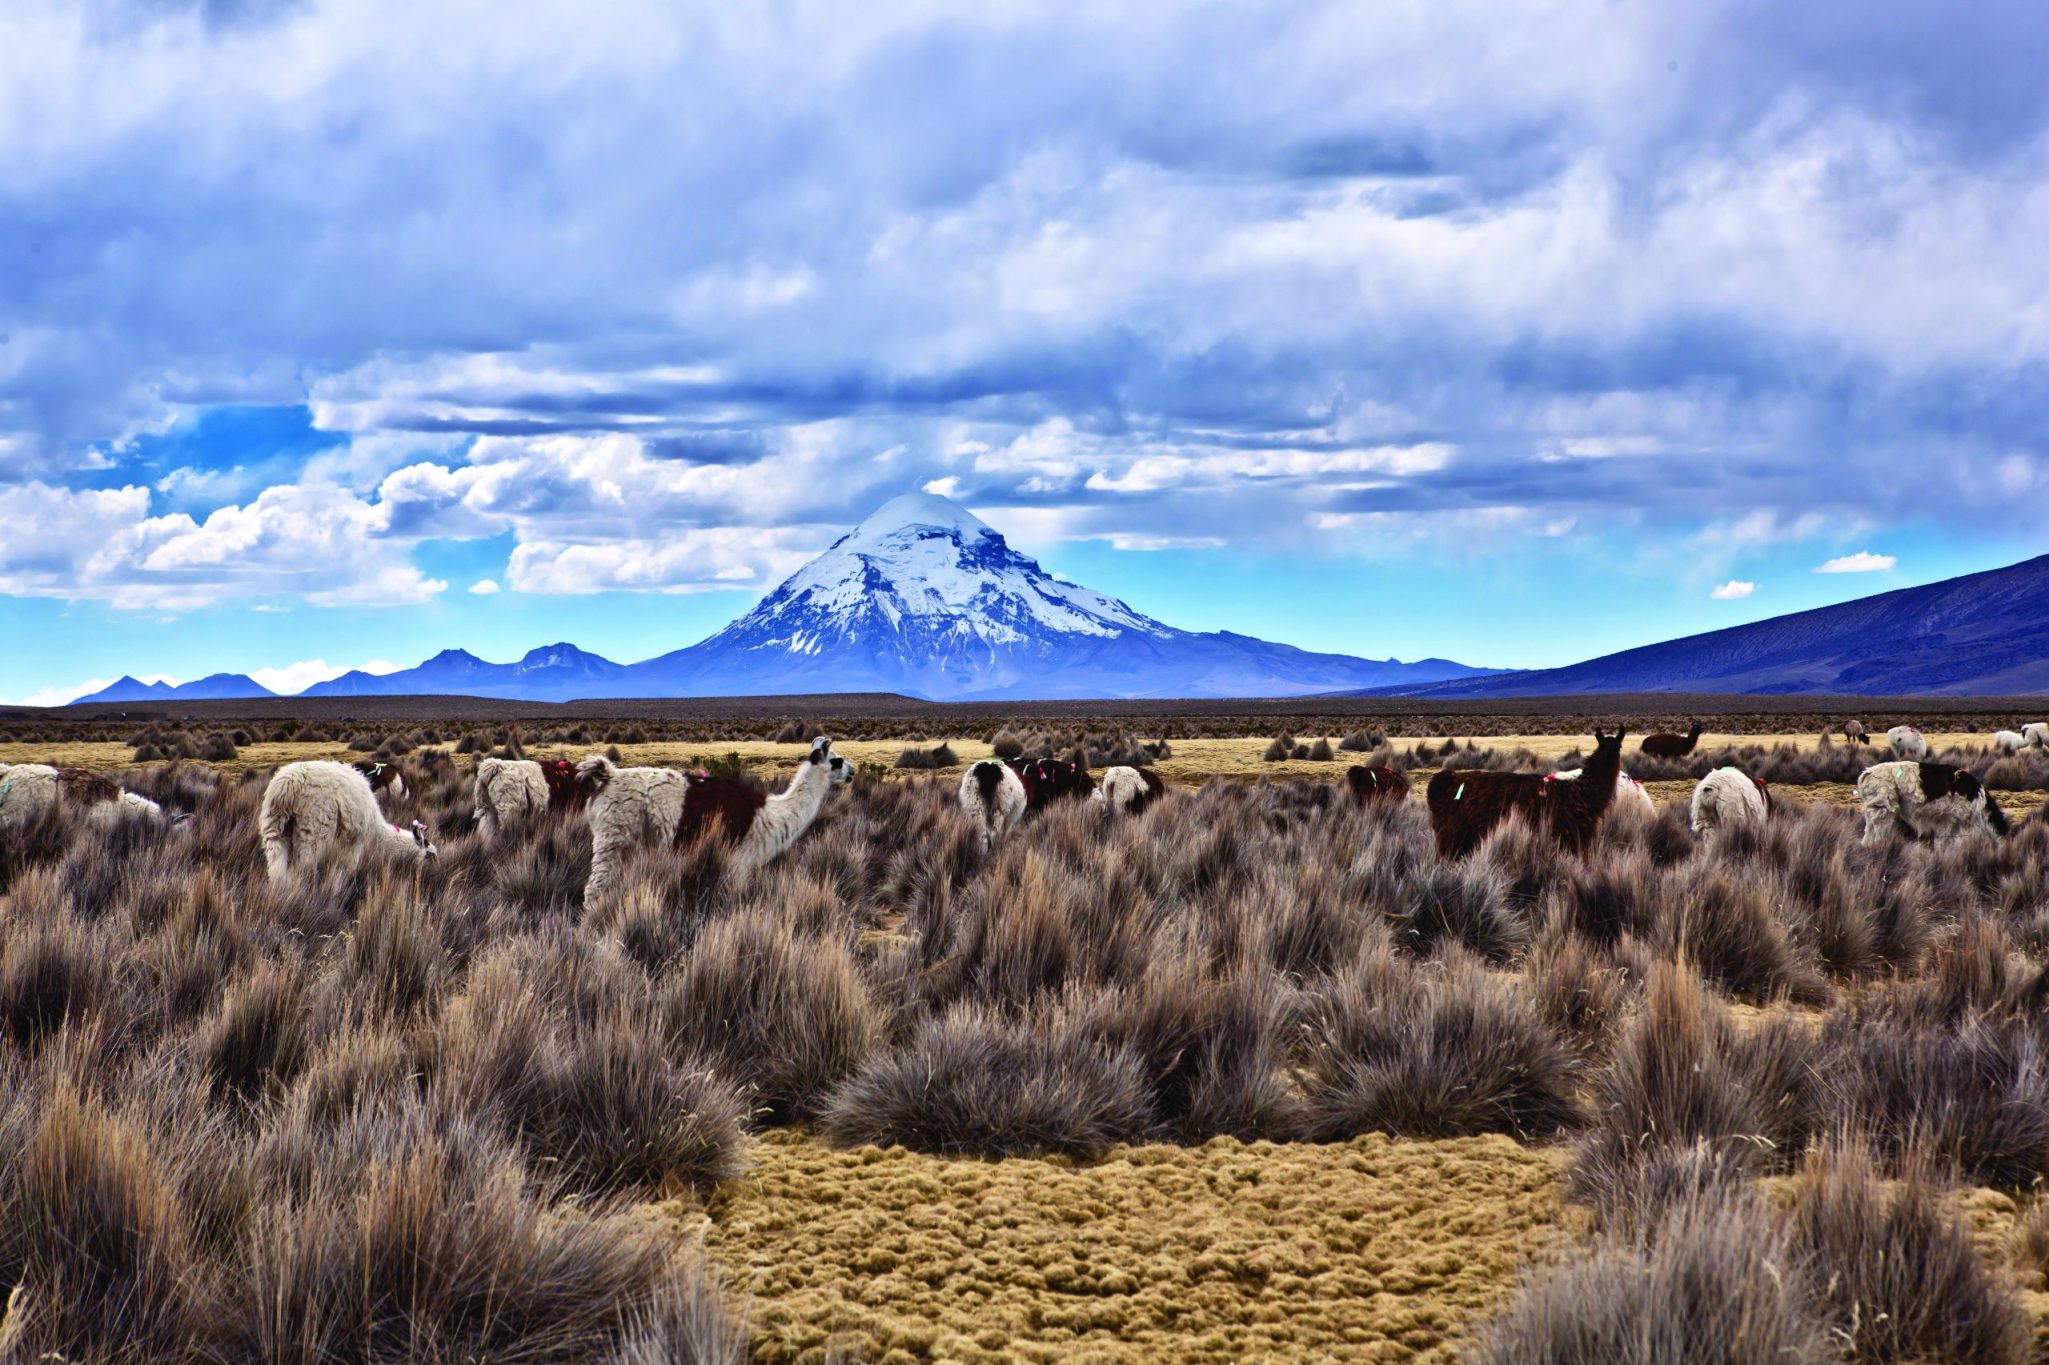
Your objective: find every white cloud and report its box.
[1709,579,1756,599]
[1815,551,1896,574]
[468,578,501,595]
[0,479,445,609]
[921,475,961,497]
[246,657,405,696]
[1090,533,1227,551]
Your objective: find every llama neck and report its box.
[759,762,832,853]
[1582,743,1622,791]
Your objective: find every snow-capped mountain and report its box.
[613,493,1491,699]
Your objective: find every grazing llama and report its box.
[1856,761,2009,846]
[1343,764,1411,807]
[1993,730,2025,756]
[1009,756,1095,811]
[1426,729,1626,859]
[1887,726,1929,760]
[960,759,1027,849]
[1093,765,1167,816]
[1843,719,1869,745]
[575,755,691,906]
[259,761,434,880]
[1690,767,1771,837]
[1638,721,1702,760]
[671,736,853,879]
[2025,723,2049,749]
[351,759,409,800]
[473,756,601,840]
[0,764,185,828]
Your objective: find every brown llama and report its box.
[1426,728,1626,859]
[1008,755,1095,812]
[1638,721,1702,760]
[1343,764,1411,807]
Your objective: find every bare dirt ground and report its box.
[668,1130,1573,1364]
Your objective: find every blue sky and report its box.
[3,1,2047,703]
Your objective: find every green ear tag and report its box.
[1455,782,1465,801]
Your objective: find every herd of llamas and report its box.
[2,714,2032,893]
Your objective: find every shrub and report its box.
[819,1003,1153,1158]
[990,730,1025,760]
[1262,736,1291,762]
[892,742,958,770]
[1308,737,1334,761]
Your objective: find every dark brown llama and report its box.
[1426,728,1626,859]
[1343,764,1411,807]
[1638,720,1702,760]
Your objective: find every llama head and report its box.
[1687,720,1703,740]
[807,736,853,785]
[541,757,599,810]
[408,819,438,859]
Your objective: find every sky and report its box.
[3,0,2047,704]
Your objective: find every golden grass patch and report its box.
[670,1129,1572,1364]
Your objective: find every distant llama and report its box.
[1093,765,1167,815]
[2025,723,2049,749]
[1690,767,1771,837]
[1426,729,1626,859]
[671,736,853,879]
[1842,719,1869,745]
[1857,760,2008,846]
[1887,726,1929,760]
[259,761,434,880]
[1638,721,1702,760]
[1993,730,2025,756]
[960,759,1027,849]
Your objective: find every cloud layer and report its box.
[0,0,2043,611]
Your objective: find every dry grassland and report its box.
[676,1130,1571,1364]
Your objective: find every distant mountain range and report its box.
[1403,554,2049,698]
[78,673,277,705]
[71,494,1495,704]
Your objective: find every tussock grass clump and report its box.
[1470,1193,1830,1364]
[820,1003,1153,1158]
[892,741,958,769]
[1570,965,1820,1221]
[1295,949,1580,1142]
[1262,735,1293,762]
[1784,1146,2029,1364]
[773,718,822,744]
[659,908,883,1124]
